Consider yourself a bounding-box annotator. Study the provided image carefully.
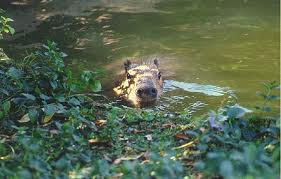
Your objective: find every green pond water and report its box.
[1,0,280,115]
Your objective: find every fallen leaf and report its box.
[113,153,144,164]
[162,123,173,129]
[88,138,99,145]
[145,134,153,141]
[43,114,55,124]
[173,139,198,149]
[132,129,144,134]
[18,114,30,123]
[175,133,189,140]
[95,119,107,126]
[50,130,59,135]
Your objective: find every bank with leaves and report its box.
[0,10,280,179]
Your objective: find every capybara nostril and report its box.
[142,87,157,98]
[137,89,143,96]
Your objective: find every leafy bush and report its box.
[0,41,187,178]
[0,41,101,124]
[0,9,15,39]
[190,82,280,179]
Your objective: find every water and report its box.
[1,0,280,115]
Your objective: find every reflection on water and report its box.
[164,80,228,97]
[1,0,280,116]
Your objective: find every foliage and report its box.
[0,9,15,39]
[0,42,187,178]
[189,82,280,179]
[0,41,101,124]
[0,21,279,177]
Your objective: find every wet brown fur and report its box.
[113,59,163,107]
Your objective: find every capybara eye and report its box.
[158,72,162,79]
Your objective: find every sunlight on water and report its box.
[164,80,228,97]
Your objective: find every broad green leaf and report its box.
[69,97,81,106]
[28,108,39,122]
[44,104,57,116]
[90,80,102,92]
[227,104,252,118]
[3,27,9,33]
[22,93,36,101]
[0,111,4,119]
[2,101,11,113]
[8,26,15,34]
[40,94,50,100]
[81,70,93,82]
[7,67,22,79]
[219,160,233,178]
[6,18,14,22]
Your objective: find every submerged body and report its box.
[113,59,163,107]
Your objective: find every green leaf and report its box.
[81,70,93,83]
[90,80,102,92]
[2,101,11,113]
[7,67,22,79]
[40,94,50,100]
[44,104,57,116]
[22,93,36,101]
[6,18,14,22]
[0,111,4,119]
[219,160,233,178]
[28,108,39,122]
[8,26,15,34]
[3,27,9,33]
[227,104,252,118]
[69,97,81,106]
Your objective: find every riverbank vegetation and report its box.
[0,10,280,178]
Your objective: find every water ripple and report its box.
[164,80,228,96]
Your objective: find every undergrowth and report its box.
[0,10,280,179]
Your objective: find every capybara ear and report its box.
[124,59,132,72]
[153,58,160,68]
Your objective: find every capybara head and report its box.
[113,59,163,107]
